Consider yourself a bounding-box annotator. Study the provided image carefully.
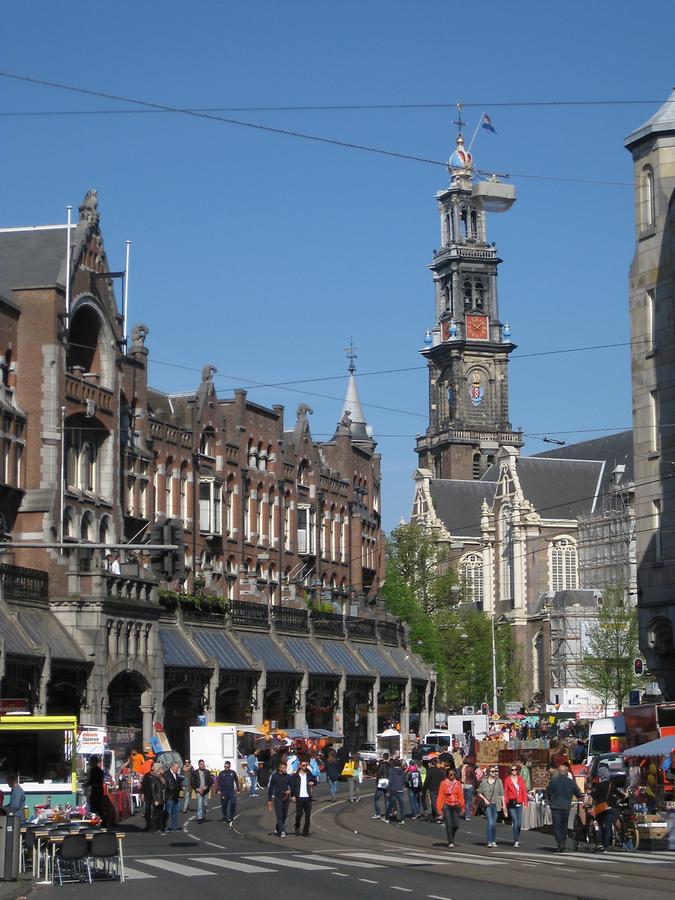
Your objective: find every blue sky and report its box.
[2,1,674,530]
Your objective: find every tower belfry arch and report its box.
[416,121,523,480]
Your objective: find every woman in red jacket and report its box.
[503,764,528,847]
[436,768,465,848]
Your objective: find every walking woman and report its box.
[325,751,341,801]
[504,764,528,847]
[478,765,506,847]
[436,768,465,848]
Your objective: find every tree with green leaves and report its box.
[386,521,457,615]
[577,586,640,712]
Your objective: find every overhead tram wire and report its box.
[0,71,633,187]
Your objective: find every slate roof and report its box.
[534,430,634,500]
[355,643,404,679]
[511,457,603,519]
[387,645,431,681]
[625,88,675,148]
[0,605,36,656]
[317,639,370,677]
[428,479,497,537]
[0,225,77,301]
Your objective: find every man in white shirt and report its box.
[290,759,317,836]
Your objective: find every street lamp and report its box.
[491,614,498,716]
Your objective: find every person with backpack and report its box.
[422,757,445,822]
[372,752,390,820]
[406,764,422,819]
[385,760,406,824]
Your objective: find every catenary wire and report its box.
[0,71,634,187]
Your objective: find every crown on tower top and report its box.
[448,133,474,177]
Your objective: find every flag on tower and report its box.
[481,113,497,134]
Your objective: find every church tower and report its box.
[415,119,523,480]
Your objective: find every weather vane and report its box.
[452,102,467,136]
[345,338,358,374]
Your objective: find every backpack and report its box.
[408,770,421,790]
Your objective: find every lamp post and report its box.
[491,614,498,716]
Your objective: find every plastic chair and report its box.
[55,833,92,885]
[90,832,121,880]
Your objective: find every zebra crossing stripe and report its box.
[120,865,157,879]
[137,858,216,876]
[307,856,385,868]
[191,857,276,873]
[341,852,437,866]
[243,856,334,871]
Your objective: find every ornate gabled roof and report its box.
[625,88,675,149]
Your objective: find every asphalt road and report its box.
[33,783,675,900]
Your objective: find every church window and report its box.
[459,553,483,609]
[460,207,469,239]
[444,212,452,244]
[470,209,478,240]
[642,166,655,228]
[549,537,578,591]
[499,505,514,606]
[463,280,473,310]
[474,280,485,310]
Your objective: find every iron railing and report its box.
[0,563,49,600]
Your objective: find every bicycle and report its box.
[572,800,598,852]
[612,793,640,851]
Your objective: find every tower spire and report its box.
[336,342,374,444]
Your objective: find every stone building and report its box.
[625,90,675,699]
[410,128,635,709]
[0,192,434,755]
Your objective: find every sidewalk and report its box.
[0,874,32,900]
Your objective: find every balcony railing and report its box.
[346,616,377,640]
[377,620,399,644]
[230,599,270,628]
[272,606,309,633]
[0,563,49,600]
[105,575,155,603]
[311,610,345,636]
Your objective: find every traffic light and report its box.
[148,517,186,580]
[634,658,644,676]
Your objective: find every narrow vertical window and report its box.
[647,289,655,352]
[653,499,662,561]
[650,389,659,451]
[642,166,655,228]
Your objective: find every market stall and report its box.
[623,735,675,849]
[377,727,403,759]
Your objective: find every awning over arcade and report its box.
[238,633,296,674]
[387,646,431,681]
[317,640,370,677]
[0,604,38,656]
[355,643,404,679]
[16,609,85,661]
[188,627,250,670]
[159,627,206,668]
[282,637,334,675]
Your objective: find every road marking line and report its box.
[203,841,227,849]
[308,856,384,868]
[120,866,157,880]
[391,888,413,893]
[191,857,276,874]
[427,896,452,900]
[342,852,434,866]
[331,872,349,877]
[137,859,215,876]
[359,879,379,884]
[244,855,333,871]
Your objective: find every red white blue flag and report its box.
[481,113,497,134]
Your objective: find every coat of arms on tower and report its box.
[469,371,484,407]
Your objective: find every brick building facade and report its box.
[0,192,434,755]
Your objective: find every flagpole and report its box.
[467,112,484,153]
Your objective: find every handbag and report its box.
[591,801,609,817]
[377,778,389,790]
[341,762,355,777]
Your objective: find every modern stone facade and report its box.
[0,192,434,755]
[625,90,675,698]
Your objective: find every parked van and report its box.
[587,715,625,765]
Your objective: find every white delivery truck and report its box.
[189,724,239,773]
[425,713,489,746]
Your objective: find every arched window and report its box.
[247,439,257,469]
[256,482,264,537]
[298,460,309,486]
[463,279,473,310]
[99,516,111,544]
[179,462,189,524]
[642,166,655,228]
[80,442,96,491]
[67,445,78,488]
[268,487,275,545]
[549,537,578,591]
[165,461,174,516]
[474,280,484,309]
[499,505,514,606]
[63,506,74,539]
[199,428,215,457]
[80,511,93,542]
[225,476,235,533]
[459,553,484,609]
[244,479,253,539]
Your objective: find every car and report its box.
[586,752,628,786]
[356,743,378,763]
[419,743,443,760]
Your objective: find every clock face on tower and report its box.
[466,314,489,340]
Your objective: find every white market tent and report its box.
[623,735,675,758]
[377,727,403,758]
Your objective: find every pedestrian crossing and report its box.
[123,845,675,880]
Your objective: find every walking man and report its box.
[422,757,445,822]
[545,764,581,853]
[216,760,240,825]
[181,758,194,813]
[290,758,317,836]
[372,752,390,820]
[191,759,213,824]
[268,760,292,837]
[163,762,182,832]
[246,750,260,796]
